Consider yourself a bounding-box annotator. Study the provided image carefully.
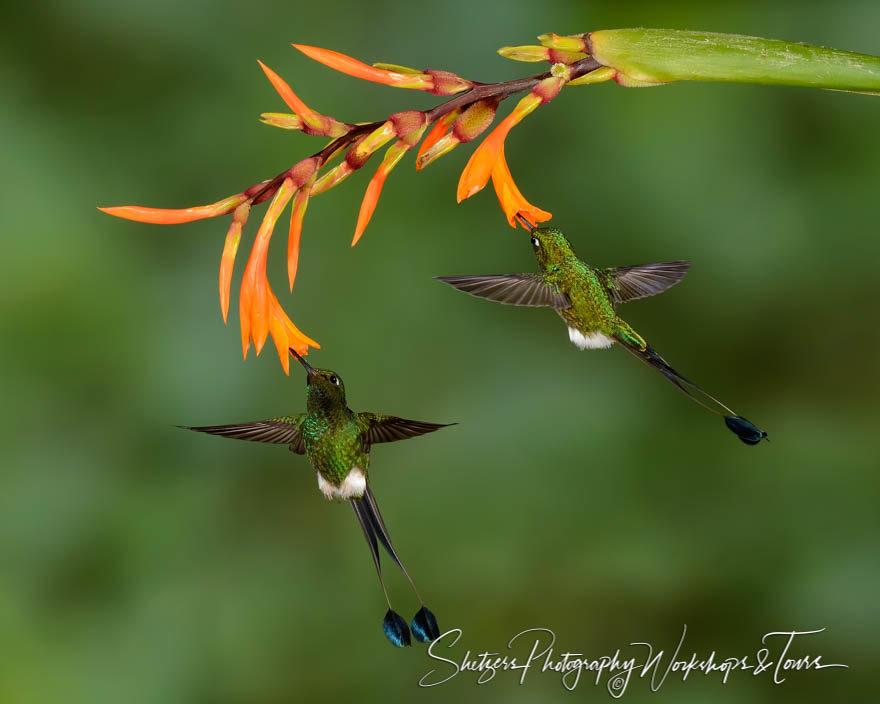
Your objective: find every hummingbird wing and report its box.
[602,261,690,304]
[182,415,306,454]
[434,274,570,308]
[358,414,454,450]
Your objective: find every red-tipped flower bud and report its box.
[389,110,428,141]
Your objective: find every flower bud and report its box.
[497,45,551,62]
[425,69,473,95]
[259,112,304,130]
[452,98,499,142]
[389,110,427,140]
[537,33,587,53]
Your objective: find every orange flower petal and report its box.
[491,147,552,227]
[98,193,247,224]
[239,273,253,359]
[283,312,319,352]
[219,202,251,323]
[416,110,459,168]
[266,289,319,375]
[456,94,541,203]
[268,315,290,375]
[352,169,388,248]
[352,142,408,246]
[287,177,314,291]
[266,285,319,374]
[292,44,433,90]
[455,127,506,203]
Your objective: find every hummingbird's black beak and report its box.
[515,213,536,232]
[289,348,318,381]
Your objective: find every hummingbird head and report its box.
[289,349,347,408]
[528,226,577,270]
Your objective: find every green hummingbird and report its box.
[183,349,454,647]
[436,218,766,444]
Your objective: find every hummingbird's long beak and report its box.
[515,213,536,231]
[289,348,318,378]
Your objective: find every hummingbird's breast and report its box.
[302,412,369,498]
[546,261,619,348]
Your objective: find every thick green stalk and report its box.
[587,29,880,94]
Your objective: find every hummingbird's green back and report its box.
[530,227,638,343]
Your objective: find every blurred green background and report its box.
[2,1,878,702]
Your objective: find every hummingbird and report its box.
[183,349,454,647]
[436,218,766,445]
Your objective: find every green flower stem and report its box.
[587,29,880,94]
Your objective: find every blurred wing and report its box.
[182,415,306,454]
[435,274,570,308]
[603,261,690,303]
[359,414,454,449]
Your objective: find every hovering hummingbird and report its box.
[436,218,766,445]
[183,349,454,647]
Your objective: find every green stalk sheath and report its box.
[588,29,880,94]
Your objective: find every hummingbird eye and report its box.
[531,236,540,248]
[329,375,340,386]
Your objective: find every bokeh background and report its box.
[2,1,878,702]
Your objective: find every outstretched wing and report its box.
[182,415,306,454]
[602,261,690,304]
[435,274,571,308]
[358,414,454,450]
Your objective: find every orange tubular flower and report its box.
[457,75,564,203]
[287,174,314,291]
[456,93,541,203]
[292,44,434,90]
[219,202,252,323]
[239,176,319,365]
[257,60,348,137]
[353,142,407,246]
[98,193,248,224]
[491,146,552,228]
[353,114,427,245]
[101,37,607,373]
[267,286,319,374]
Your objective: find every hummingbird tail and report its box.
[352,497,423,648]
[615,337,735,416]
[350,498,393,610]
[351,489,424,604]
[614,335,768,444]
